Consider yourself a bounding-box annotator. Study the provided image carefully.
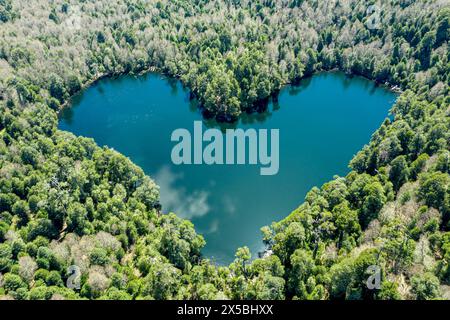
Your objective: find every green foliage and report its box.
[361,182,387,228]
[418,171,449,227]
[376,281,401,300]
[3,273,26,292]
[89,248,109,266]
[389,155,409,191]
[411,273,441,300]
[0,0,15,22]
[410,154,429,180]
[0,243,12,272]
[0,0,448,301]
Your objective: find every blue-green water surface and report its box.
[59,72,397,264]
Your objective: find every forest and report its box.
[0,0,449,300]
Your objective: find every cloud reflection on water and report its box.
[155,165,210,219]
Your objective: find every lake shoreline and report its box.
[59,72,398,264]
[59,66,402,119]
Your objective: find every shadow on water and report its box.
[201,75,318,131]
[59,107,74,125]
[288,75,313,96]
[203,102,275,131]
[167,77,179,96]
[60,92,85,125]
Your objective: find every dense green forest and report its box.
[0,0,449,300]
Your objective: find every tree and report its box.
[272,222,306,263]
[0,221,9,242]
[411,273,440,300]
[361,182,386,228]
[132,177,159,210]
[253,274,285,300]
[3,273,26,292]
[382,222,415,274]
[304,48,318,75]
[102,287,132,300]
[377,281,401,300]
[21,146,39,166]
[66,75,82,95]
[0,0,14,22]
[89,248,109,266]
[142,263,181,299]
[288,249,315,298]
[435,8,449,46]
[332,201,361,249]
[418,172,448,209]
[410,154,429,180]
[197,283,219,300]
[0,243,12,272]
[18,256,37,282]
[389,155,409,191]
[434,151,449,174]
[28,286,52,300]
[46,270,64,287]
[67,203,91,236]
[83,270,110,299]
[234,247,251,278]
[48,74,67,102]
[350,249,381,300]
[12,200,29,226]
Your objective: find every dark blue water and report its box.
[59,72,397,264]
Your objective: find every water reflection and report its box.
[59,71,398,264]
[155,165,210,220]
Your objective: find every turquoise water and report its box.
[59,72,397,264]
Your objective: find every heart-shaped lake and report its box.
[59,71,397,264]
